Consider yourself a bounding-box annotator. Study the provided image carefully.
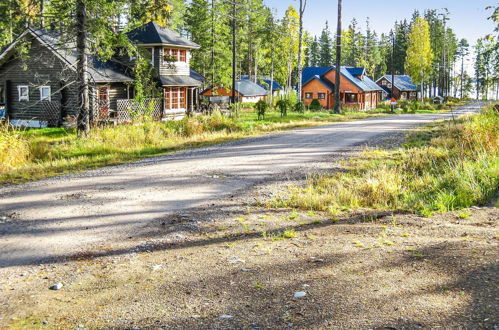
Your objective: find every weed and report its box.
[254,282,265,289]
[288,211,299,220]
[283,229,298,238]
[353,240,365,247]
[401,232,410,237]
[236,216,246,224]
[458,210,472,219]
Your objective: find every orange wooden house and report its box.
[302,66,384,110]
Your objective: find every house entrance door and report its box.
[97,86,109,119]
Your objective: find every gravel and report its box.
[0,103,482,270]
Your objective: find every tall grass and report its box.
[282,104,498,215]
[0,110,385,183]
[0,123,30,171]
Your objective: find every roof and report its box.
[302,66,383,92]
[159,69,205,86]
[378,75,418,91]
[127,22,200,49]
[235,80,267,96]
[241,75,283,91]
[0,28,133,83]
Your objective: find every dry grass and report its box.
[280,104,498,216]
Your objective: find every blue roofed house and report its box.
[301,66,384,110]
[200,79,267,103]
[241,75,283,97]
[376,75,419,100]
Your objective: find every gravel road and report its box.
[0,103,482,268]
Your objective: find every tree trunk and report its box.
[76,0,90,135]
[333,0,342,114]
[297,0,306,103]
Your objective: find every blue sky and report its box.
[264,0,496,45]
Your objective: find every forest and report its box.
[0,0,498,100]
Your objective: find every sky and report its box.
[264,0,496,43]
[263,0,496,73]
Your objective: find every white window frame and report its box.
[18,85,29,101]
[387,83,392,89]
[381,80,387,86]
[39,86,51,101]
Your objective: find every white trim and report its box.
[39,86,51,101]
[135,43,200,49]
[18,85,29,101]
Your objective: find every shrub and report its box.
[255,100,268,120]
[276,99,290,117]
[294,101,305,113]
[309,99,322,111]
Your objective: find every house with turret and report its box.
[0,21,204,127]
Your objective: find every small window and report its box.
[40,86,51,101]
[318,93,326,99]
[387,83,392,88]
[18,85,29,101]
[179,49,186,62]
[305,92,313,99]
[381,80,387,86]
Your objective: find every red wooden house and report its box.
[301,66,384,110]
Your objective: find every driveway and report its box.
[0,103,482,268]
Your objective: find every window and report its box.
[305,92,313,99]
[164,87,187,110]
[387,83,392,88]
[318,93,326,100]
[40,86,51,101]
[347,93,357,103]
[18,85,29,101]
[179,50,186,62]
[163,48,187,62]
[401,92,407,99]
[410,92,416,97]
[381,80,387,86]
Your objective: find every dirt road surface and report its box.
[0,104,482,269]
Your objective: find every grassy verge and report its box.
[0,109,390,184]
[277,103,498,216]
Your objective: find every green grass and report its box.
[277,103,498,216]
[0,109,388,184]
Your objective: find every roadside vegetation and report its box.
[279,103,498,216]
[0,97,464,184]
[0,108,385,183]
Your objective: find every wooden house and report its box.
[0,21,204,127]
[201,80,267,103]
[241,75,283,97]
[376,75,419,100]
[301,66,384,110]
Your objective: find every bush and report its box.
[294,101,305,113]
[255,100,268,120]
[309,99,322,111]
[276,99,290,117]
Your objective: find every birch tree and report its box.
[405,17,433,101]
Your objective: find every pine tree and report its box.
[309,36,320,66]
[318,21,333,66]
